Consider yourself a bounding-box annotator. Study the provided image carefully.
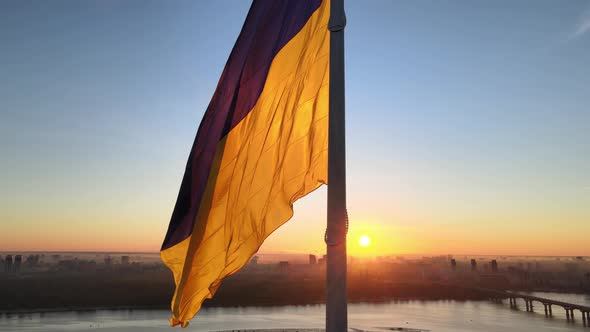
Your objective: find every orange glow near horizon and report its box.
[3,188,590,257]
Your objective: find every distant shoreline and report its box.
[5,291,586,315]
[0,297,486,315]
[2,251,588,258]
[1,305,167,315]
[0,250,590,260]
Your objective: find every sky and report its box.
[1,0,589,256]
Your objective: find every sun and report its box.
[358,235,371,247]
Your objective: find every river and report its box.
[2,292,589,331]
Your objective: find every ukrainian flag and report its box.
[161,0,330,326]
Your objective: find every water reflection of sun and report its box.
[358,235,371,247]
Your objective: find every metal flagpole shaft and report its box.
[326,0,347,332]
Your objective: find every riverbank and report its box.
[0,270,490,313]
[3,258,587,315]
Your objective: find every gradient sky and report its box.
[1,0,589,256]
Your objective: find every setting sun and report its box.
[358,235,371,247]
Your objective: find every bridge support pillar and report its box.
[566,308,571,321]
[544,303,548,317]
[582,311,587,326]
[529,300,534,312]
[548,304,552,317]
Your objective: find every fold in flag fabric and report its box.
[161,0,330,327]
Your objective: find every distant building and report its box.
[26,254,40,267]
[309,254,317,265]
[249,256,259,265]
[490,259,498,273]
[450,259,457,271]
[121,256,130,265]
[78,260,97,272]
[565,263,579,273]
[104,256,113,266]
[278,261,289,272]
[57,259,76,271]
[470,259,477,271]
[480,274,510,289]
[14,255,22,273]
[4,255,13,273]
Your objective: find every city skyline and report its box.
[1,0,589,256]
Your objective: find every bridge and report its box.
[475,286,590,327]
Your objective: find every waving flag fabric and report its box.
[161,0,330,326]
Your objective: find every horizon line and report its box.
[1,250,588,259]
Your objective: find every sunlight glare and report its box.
[359,235,371,247]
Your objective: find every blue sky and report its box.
[1,0,589,255]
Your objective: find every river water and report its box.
[2,292,589,331]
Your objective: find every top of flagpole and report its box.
[328,0,346,32]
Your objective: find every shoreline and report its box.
[0,298,463,315]
[0,294,557,315]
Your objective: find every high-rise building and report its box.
[14,255,22,273]
[249,256,259,265]
[470,259,477,271]
[491,259,498,272]
[26,255,40,267]
[5,255,13,273]
[309,254,317,265]
[278,261,289,272]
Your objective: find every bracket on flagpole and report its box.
[324,209,349,246]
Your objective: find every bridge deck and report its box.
[475,286,590,311]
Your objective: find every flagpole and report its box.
[326,0,347,331]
